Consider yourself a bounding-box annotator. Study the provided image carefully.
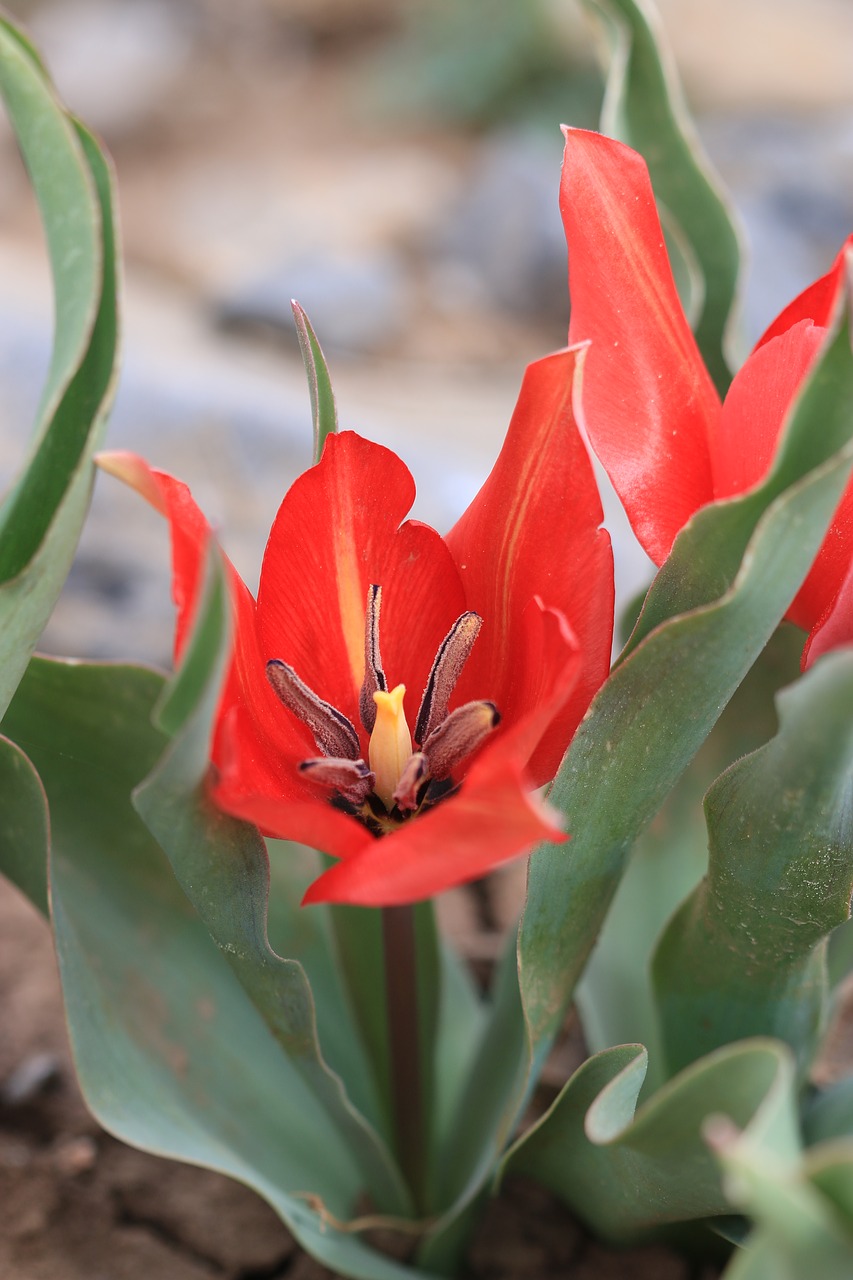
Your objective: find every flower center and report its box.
[369,684,412,810]
[266,584,500,833]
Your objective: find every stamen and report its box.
[422,700,500,780]
[299,757,375,806]
[267,659,360,760]
[369,684,413,812]
[393,752,428,812]
[415,612,482,746]
[359,583,387,734]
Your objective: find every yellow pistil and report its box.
[369,684,412,812]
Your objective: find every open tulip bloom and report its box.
[99,349,614,908]
[560,127,853,666]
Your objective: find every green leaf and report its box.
[417,932,527,1275]
[580,0,742,391]
[577,625,803,1095]
[652,649,853,1081]
[712,1124,853,1280]
[519,296,853,1072]
[133,546,411,1217]
[802,1076,853,1147]
[292,300,339,464]
[0,24,119,713]
[2,656,436,1280]
[0,733,49,916]
[504,1039,798,1241]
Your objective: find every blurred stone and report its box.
[700,110,853,344]
[432,129,568,323]
[51,1136,98,1177]
[28,0,194,138]
[1,1052,61,1107]
[215,248,411,357]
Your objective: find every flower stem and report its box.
[382,904,426,1213]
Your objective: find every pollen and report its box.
[369,684,413,811]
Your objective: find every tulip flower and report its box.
[559,127,853,665]
[99,349,613,906]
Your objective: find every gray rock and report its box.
[215,248,412,357]
[430,128,568,323]
[28,0,194,138]
[700,110,853,344]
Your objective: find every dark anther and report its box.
[415,612,482,746]
[359,583,387,734]
[299,757,375,806]
[422,700,500,780]
[267,659,360,760]
[393,752,428,812]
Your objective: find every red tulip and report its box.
[99,349,613,906]
[559,126,853,666]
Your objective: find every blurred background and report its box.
[1,0,852,667]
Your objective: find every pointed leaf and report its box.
[580,0,742,392]
[292,300,339,464]
[0,24,119,712]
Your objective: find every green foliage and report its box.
[504,1040,798,1241]
[653,649,853,1080]
[292,301,339,465]
[0,20,119,715]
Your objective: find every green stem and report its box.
[382,903,426,1213]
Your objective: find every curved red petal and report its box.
[802,552,853,669]
[560,128,720,563]
[754,235,853,352]
[96,452,308,797]
[791,483,853,643]
[211,758,370,862]
[256,432,466,737]
[302,754,566,908]
[711,321,826,501]
[490,599,584,787]
[446,349,613,779]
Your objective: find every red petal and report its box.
[489,599,584,786]
[560,128,721,563]
[446,350,613,782]
[210,744,370,860]
[792,483,853,646]
[302,753,566,907]
[753,235,853,352]
[802,547,853,668]
[256,432,466,737]
[711,321,826,500]
[96,452,312,796]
